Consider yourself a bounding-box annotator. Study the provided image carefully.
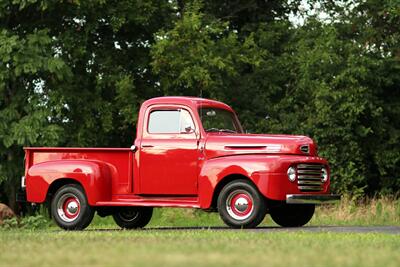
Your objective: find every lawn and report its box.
[0,230,399,267]
[1,198,399,267]
[88,195,400,228]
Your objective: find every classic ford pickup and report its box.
[22,96,340,230]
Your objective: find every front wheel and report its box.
[270,204,315,227]
[217,179,266,228]
[51,184,94,230]
[112,207,153,229]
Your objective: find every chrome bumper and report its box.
[286,194,341,204]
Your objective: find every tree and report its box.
[0,0,175,210]
[151,1,400,196]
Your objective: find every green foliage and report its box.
[151,1,264,97]
[0,0,174,206]
[1,215,50,229]
[151,1,399,196]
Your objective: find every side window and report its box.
[148,109,195,134]
[180,110,195,133]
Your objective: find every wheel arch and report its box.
[209,174,255,211]
[26,159,113,205]
[198,156,266,209]
[46,178,84,203]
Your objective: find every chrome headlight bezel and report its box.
[287,166,296,182]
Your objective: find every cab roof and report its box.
[142,96,234,111]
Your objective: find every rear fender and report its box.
[26,160,113,205]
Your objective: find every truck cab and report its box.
[22,96,340,230]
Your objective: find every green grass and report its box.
[0,230,399,267]
[88,195,400,229]
[1,198,399,267]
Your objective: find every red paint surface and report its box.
[25,96,333,209]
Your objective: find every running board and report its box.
[95,196,200,208]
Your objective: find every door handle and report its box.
[141,145,154,148]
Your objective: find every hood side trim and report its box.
[224,144,282,152]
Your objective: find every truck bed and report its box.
[25,147,134,196]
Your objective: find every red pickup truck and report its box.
[22,96,339,230]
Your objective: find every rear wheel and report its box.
[270,204,315,227]
[112,207,153,229]
[51,184,94,230]
[217,179,266,228]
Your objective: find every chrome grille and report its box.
[296,164,324,192]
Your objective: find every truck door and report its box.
[139,106,199,195]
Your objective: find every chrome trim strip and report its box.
[298,181,323,185]
[297,170,322,174]
[224,144,267,149]
[286,194,341,204]
[224,144,282,152]
[298,175,322,180]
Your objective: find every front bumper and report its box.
[286,194,341,204]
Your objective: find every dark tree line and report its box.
[0,0,399,210]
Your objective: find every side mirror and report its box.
[182,125,195,134]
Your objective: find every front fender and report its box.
[198,155,329,209]
[26,160,113,205]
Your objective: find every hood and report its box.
[204,133,317,159]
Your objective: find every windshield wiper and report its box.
[205,128,236,133]
[219,129,236,133]
[205,128,220,132]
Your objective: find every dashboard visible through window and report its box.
[199,107,241,133]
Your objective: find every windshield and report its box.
[198,107,242,133]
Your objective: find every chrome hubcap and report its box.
[67,201,79,215]
[226,190,254,221]
[57,193,81,223]
[234,197,249,212]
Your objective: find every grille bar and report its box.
[297,169,321,175]
[298,180,323,185]
[298,175,322,180]
[298,164,323,169]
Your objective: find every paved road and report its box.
[142,226,400,234]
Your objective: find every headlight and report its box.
[287,167,296,182]
[321,167,328,182]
